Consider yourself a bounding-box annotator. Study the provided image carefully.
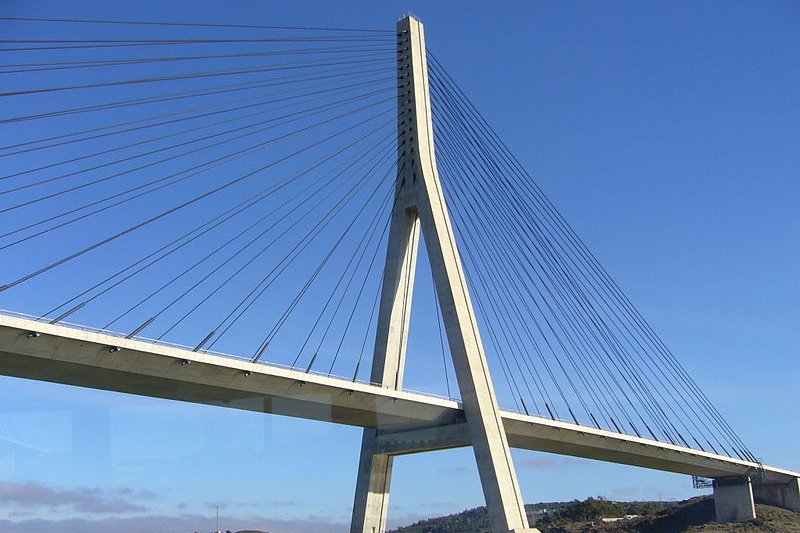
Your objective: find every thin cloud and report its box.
[0,481,149,514]
[0,513,352,533]
[204,499,299,510]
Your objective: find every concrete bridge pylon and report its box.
[349,14,539,533]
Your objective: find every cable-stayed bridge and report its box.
[0,14,796,533]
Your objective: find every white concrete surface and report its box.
[353,14,537,533]
[754,478,800,512]
[714,477,756,523]
[1,311,797,489]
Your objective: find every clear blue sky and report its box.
[0,1,797,532]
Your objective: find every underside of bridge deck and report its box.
[1,312,796,495]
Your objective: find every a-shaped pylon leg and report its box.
[351,14,538,533]
[351,432,394,533]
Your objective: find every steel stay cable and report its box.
[442,132,658,436]
[0,37,394,53]
[434,88,680,436]
[0,44,394,69]
[70,122,396,332]
[203,121,404,352]
[0,100,393,254]
[437,140,552,415]
[1,162,215,251]
[349,160,407,383]
[432,69,664,432]
[435,131,544,414]
[396,34,523,461]
[0,75,393,185]
[259,171,396,363]
[40,122,394,323]
[431,107,604,423]
[0,54,393,98]
[432,86,676,432]
[438,147,620,428]
[351,272,383,383]
[431,84,634,428]
[0,87,395,247]
[0,70,393,159]
[473,295,527,413]
[0,16,395,33]
[456,117,705,445]
[1,37,387,43]
[465,267,529,414]
[0,33,394,42]
[0,104,394,293]
[437,136,599,425]
[538,231,730,448]
[428,64,748,449]
[442,177,546,416]
[298,173,396,372]
[99,119,397,333]
[290,180,390,368]
[0,35,393,45]
[407,37,518,474]
[433,78,692,441]
[0,94,396,247]
[135,131,396,339]
[0,107,396,260]
[0,86,394,209]
[241,157,396,361]
[325,203,395,378]
[434,67,608,425]
[0,91,395,216]
[133,146,389,340]
[0,44,396,74]
[432,281,453,399]
[438,132,619,428]
[424,59,752,454]
[427,56,747,452]
[0,63,395,127]
[428,60,660,408]
[39,191,288,320]
[0,38,392,44]
[107,131,395,331]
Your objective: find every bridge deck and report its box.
[0,312,795,485]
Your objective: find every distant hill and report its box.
[388,497,665,533]
[388,496,800,533]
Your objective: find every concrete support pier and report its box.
[714,476,756,523]
[351,433,394,533]
[754,478,800,512]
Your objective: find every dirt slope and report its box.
[541,498,800,533]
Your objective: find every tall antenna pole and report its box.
[350,14,539,533]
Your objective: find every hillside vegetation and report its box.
[389,497,800,533]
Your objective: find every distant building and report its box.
[600,514,639,522]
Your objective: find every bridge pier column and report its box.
[351,430,393,533]
[713,476,756,523]
[753,478,800,512]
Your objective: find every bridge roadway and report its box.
[0,311,796,486]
